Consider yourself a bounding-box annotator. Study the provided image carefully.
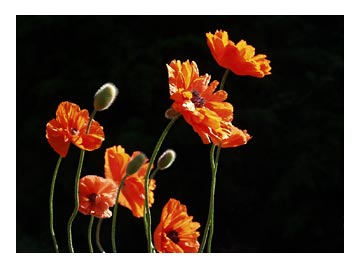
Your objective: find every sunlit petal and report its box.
[154,198,200,253]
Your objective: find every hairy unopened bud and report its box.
[126,152,147,176]
[157,149,176,170]
[94,82,119,111]
[165,107,180,120]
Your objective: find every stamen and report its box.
[191,89,205,108]
[70,127,79,135]
[167,230,180,244]
[88,193,97,203]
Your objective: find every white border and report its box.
[4,1,359,269]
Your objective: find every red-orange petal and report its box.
[46,119,71,157]
[104,145,130,184]
[119,176,156,218]
[55,101,81,127]
[74,118,105,152]
[167,60,200,95]
[218,125,252,148]
[104,145,156,217]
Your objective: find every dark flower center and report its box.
[191,89,205,108]
[70,127,79,135]
[167,230,180,244]
[88,193,97,203]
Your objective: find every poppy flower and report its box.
[206,30,271,78]
[46,101,105,157]
[78,175,117,219]
[154,198,200,253]
[167,59,234,144]
[104,145,156,218]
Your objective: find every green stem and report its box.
[88,216,94,253]
[96,218,105,253]
[49,156,62,253]
[86,109,97,133]
[111,174,128,253]
[67,109,97,253]
[199,144,216,252]
[199,144,221,253]
[66,149,85,253]
[199,68,229,253]
[219,69,230,90]
[149,167,159,180]
[207,144,221,252]
[143,115,180,253]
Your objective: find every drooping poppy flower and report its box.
[46,101,105,157]
[167,59,234,144]
[78,175,117,219]
[206,30,271,78]
[154,198,200,253]
[104,145,156,218]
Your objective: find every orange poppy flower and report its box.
[154,198,200,253]
[206,30,271,78]
[78,175,117,219]
[167,59,234,144]
[46,101,105,157]
[104,145,156,218]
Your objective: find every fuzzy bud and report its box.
[165,107,180,120]
[126,152,147,176]
[94,82,119,111]
[157,149,176,170]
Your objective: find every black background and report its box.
[16,15,344,253]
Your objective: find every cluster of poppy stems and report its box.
[46,29,271,253]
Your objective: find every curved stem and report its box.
[86,109,97,133]
[143,115,180,253]
[67,109,97,253]
[200,68,229,252]
[96,218,105,253]
[49,156,62,253]
[199,143,216,252]
[207,144,221,252]
[111,174,128,253]
[149,167,159,181]
[199,143,221,253]
[88,216,94,253]
[66,149,85,253]
[220,69,230,90]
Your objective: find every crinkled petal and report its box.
[78,175,117,219]
[218,125,252,148]
[206,30,271,77]
[46,119,71,157]
[46,101,105,157]
[154,198,200,253]
[119,177,156,218]
[104,145,130,184]
[74,119,105,151]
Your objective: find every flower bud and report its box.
[126,152,147,176]
[157,149,176,170]
[94,82,119,111]
[165,107,180,120]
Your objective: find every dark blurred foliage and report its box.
[16,15,343,253]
